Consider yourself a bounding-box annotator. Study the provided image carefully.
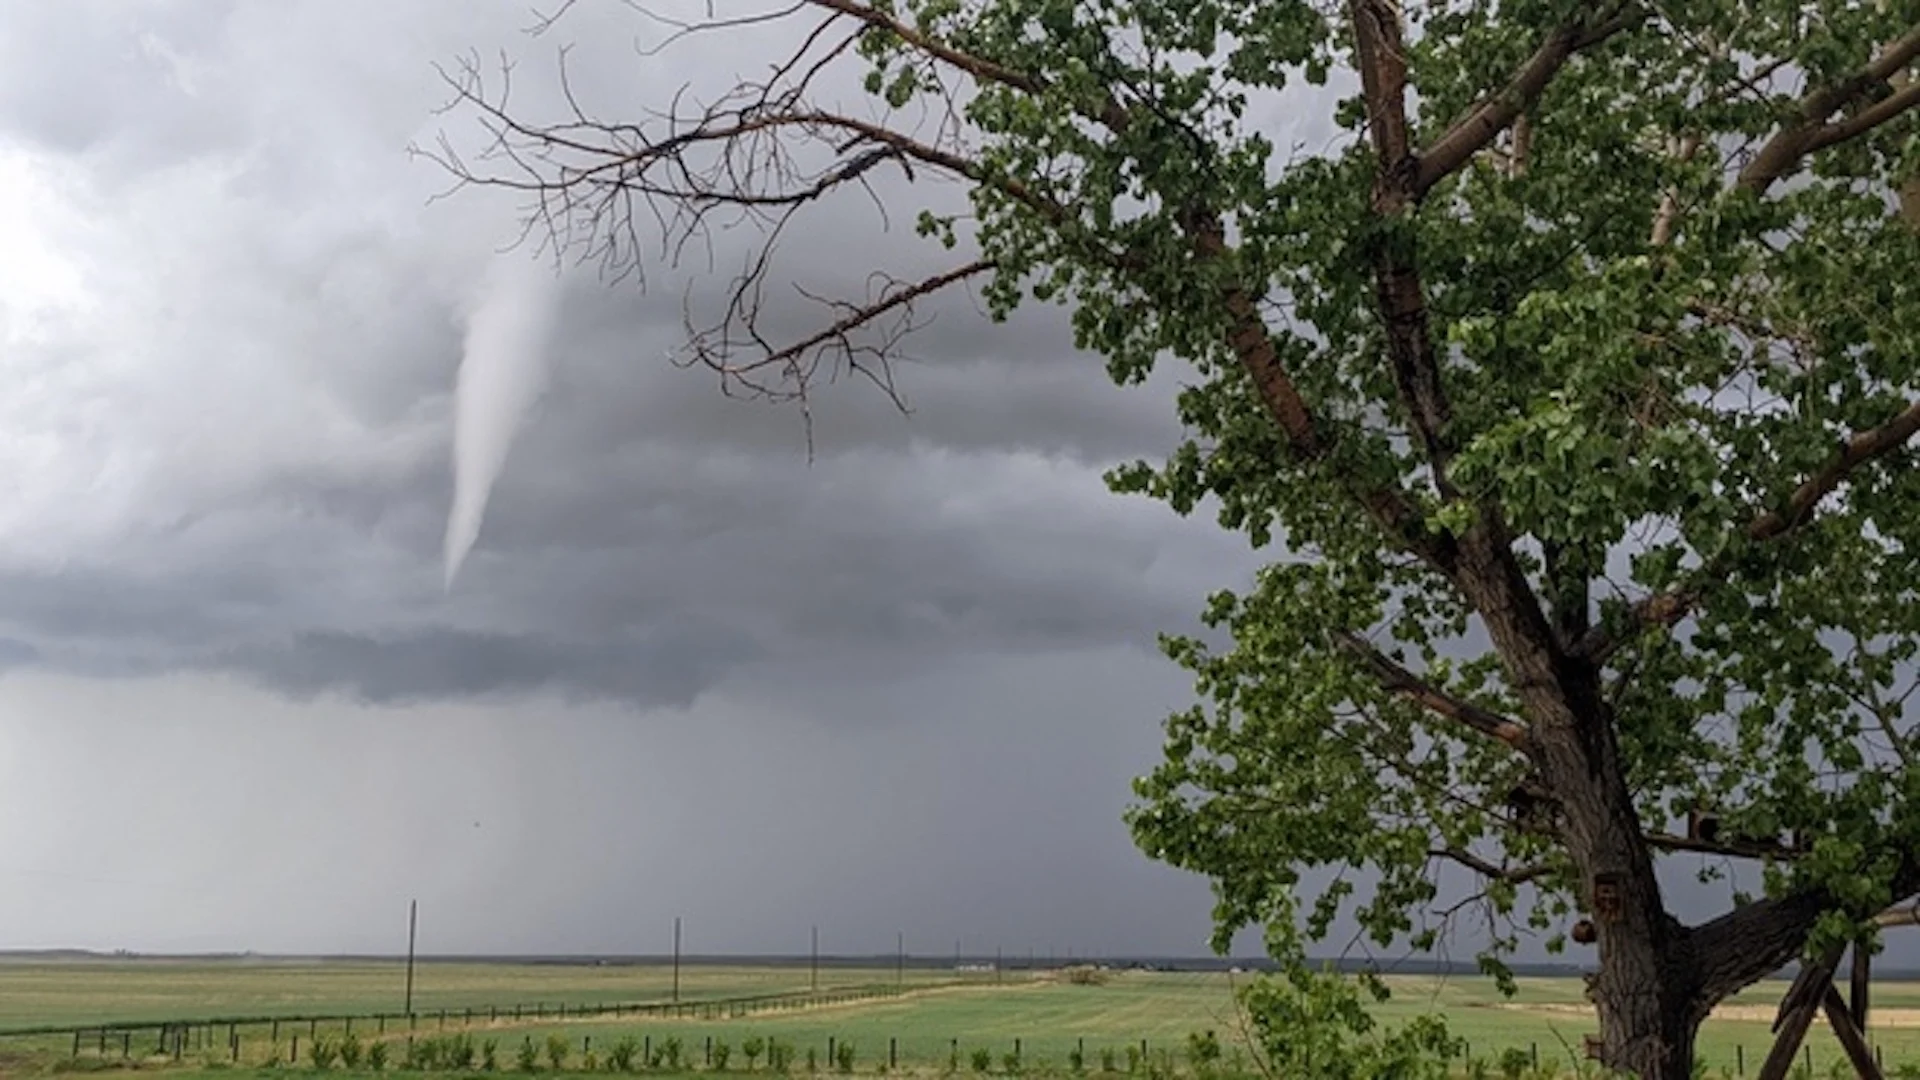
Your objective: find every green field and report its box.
[2,960,1918,1078]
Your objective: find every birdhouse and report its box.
[1583,1035,1604,1061]
[1592,872,1625,921]
[1571,919,1597,945]
[1687,808,1720,843]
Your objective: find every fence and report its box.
[0,982,917,1067]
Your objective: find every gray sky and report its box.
[0,0,1272,958]
[0,0,1818,966]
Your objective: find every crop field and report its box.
[4,960,1920,1077]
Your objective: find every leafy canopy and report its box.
[857,0,1920,978]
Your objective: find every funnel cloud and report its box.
[444,256,561,590]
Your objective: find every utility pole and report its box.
[896,932,904,987]
[672,917,682,1003]
[810,926,819,991]
[404,900,418,1017]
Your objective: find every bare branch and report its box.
[1335,631,1531,749]
[1431,846,1555,884]
[1737,23,1920,194]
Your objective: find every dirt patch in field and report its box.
[1489,1002,1920,1027]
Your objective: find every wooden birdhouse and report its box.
[1592,872,1626,921]
[1687,807,1720,843]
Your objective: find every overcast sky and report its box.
[0,0,1816,967]
[0,0,1284,959]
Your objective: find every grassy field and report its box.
[2,960,1919,1077]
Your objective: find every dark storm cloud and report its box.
[0,0,1256,708]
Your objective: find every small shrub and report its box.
[662,1037,685,1072]
[484,1039,500,1072]
[581,1052,599,1073]
[310,1036,339,1071]
[547,1036,571,1071]
[1067,1048,1084,1074]
[462,1035,485,1070]
[338,1034,363,1070]
[1098,1049,1116,1074]
[806,1048,818,1075]
[712,1042,732,1071]
[969,1049,992,1073]
[835,1042,855,1074]
[1497,1048,1531,1080]
[367,1041,389,1072]
[1063,966,1108,986]
[1124,1046,1141,1075]
[609,1037,640,1073]
[947,1046,959,1075]
[1000,1052,1021,1077]
[517,1038,541,1073]
[767,1040,794,1075]
[744,1038,766,1073]
[1185,1031,1220,1074]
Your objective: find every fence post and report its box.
[829,1037,836,1066]
[346,1018,353,1037]
[1530,1042,1538,1069]
[272,1020,280,1042]
[379,1015,386,1034]
[1737,1044,1744,1075]
[291,1035,299,1064]
[890,1038,897,1070]
[71,1031,80,1058]
[123,1032,131,1059]
[706,1036,713,1066]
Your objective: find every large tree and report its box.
[435,2,1920,1075]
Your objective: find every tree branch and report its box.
[1431,846,1554,884]
[1575,397,1920,662]
[1737,23,1920,194]
[1414,5,1643,196]
[801,0,1133,132]
[1335,631,1531,748]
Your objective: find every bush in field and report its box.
[1185,1031,1221,1078]
[1067,1047,1084,1074]
[1098,1049,1115,1075]
[449,1035,478,1071]
[517,1038,540,1073]
[484,1039,500,1072]
[367,1041,389,1072]
[581,1051,600,1073]
[662,1037,685,1072]
[999,1052,1021,1076]
[1063,966,1108,987]
[339,1034,363,1070]
[767,1040,794,1075]
[1497,1048,1531,1080]
[969,1050,991,1074]
[1123,1046,1141,1075]
[608,1037,640,1073]
[834,1042,855,1074]
[310,1036,339,1070]
[546,1036,570,1071]
[711,1041,732,1071]
[743,1038,765,1073]
[806,1048,817,1075]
